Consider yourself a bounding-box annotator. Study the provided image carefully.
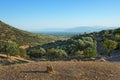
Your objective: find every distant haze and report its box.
[32,26,119,33]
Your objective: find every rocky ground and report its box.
[0,53,120,80]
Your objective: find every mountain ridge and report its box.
[32,26,118,33]
[64,26,118,33]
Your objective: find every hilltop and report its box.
[0,21,61,46]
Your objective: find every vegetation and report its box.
[5,41,20,56]
[1,21,120,61]
[0,40,20,57]
[28,48,46,58]
[54,49,67,59]
[28,36,97,59]
[0,21,63,46]
[0,21,120,80]
[102,40,117,57]
[73,50,84,57]
[19,48,28,58]
[46,48,67,60]
[84,47,98,58]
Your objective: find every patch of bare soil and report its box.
[0,61,120,80]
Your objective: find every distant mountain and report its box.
[0,21,59,46]
[33,26,118,34]
[64,26,118,33]
[33,26,118,37]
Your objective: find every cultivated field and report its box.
[0,61,120,80]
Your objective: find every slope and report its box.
[0,21,60,46]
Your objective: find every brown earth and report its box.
[0,61,120,80]
[0,54,32,65]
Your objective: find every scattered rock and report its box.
[99,58,106,62]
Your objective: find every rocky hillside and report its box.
[0,21,60,46]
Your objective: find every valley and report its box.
[0,21,120,80]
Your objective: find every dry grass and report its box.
[0,54,32,65]
[0,61,120,80]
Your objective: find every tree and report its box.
[6,41,20,57]
[84,47,98,58]
[102,40,117,57]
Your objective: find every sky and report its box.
[0,0,120,31]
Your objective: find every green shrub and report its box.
[102,40,117,56]
[6,41,20,56]
[74,50,84,57]
[113,28,120,35]
[55,49,67,58]
[47,48,67,59]
[19,48,28,58]
[84,47,98,58]
[46,48,56,59]
[28,48,46,58]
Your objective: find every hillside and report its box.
[0,54,32,65]
[27,27,120,61]
[0,21,61,46]
[0,61,120,80]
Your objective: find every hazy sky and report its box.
[0,0,120,31]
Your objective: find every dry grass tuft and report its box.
[46,65,54,73]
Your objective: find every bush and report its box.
[102,40,117,56]
[74,50,84,57]
[84,47,98,58]
[19,48,28,58]
[28,48,46,58]
[55,49,67,58]
[114,34,120,41]
[82,37,93,42]
[47,48,56,59]
[0,42,5,52]
[113,28,120,35]
[6,41,20,56]
[47,48,67,59]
